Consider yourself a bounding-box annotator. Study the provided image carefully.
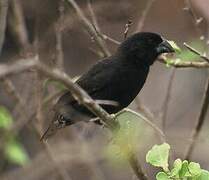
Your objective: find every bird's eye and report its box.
[58,114,64,122]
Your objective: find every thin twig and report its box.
[184,78,209,160]
[183,0,204,38]
[0,56,148,180]
[158,56,209,68]
[183,42,209,63]
[55,0,65,69]
[124,20,133,39]
[65,0,110,57]
[35,124,73,180]
[1,78,24,107]
[136,0,156,32]
[8,0,30,53]
[161,68,176,132]
[0,0,8,54]
[101,34,120,45]
[128,152,148,180]
[134,99,155,125]
[87,0,100,33]
[123,109,166,143]
[87,0,120,48]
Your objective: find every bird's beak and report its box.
[156,40,175,54]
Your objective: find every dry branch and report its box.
[136,0,156,32]
[66,0,110,57]
[0,0,8,54]
[184,42,209,63]
[0,56,150,179]
[185,78,209,160]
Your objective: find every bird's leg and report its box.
[89,117,106,128]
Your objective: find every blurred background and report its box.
[0,0,209,179]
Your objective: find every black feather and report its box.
[41,32,174,140]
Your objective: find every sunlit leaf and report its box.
[0,106,13,129]
[188,162,202,177]
[196,170,209,180]
[105,109,150,165]
[146,143,170,171]
[168,41,181,53]
[156,172,171,180]
[4,138,29,165]
[170,159,182,177]
[176,41,205,62]
[179,160,189,178]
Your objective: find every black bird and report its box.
[41,32,175,140]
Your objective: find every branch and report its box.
[55,0,65,69]
[185,78,209,160]
[158,56,209,68]
[8,0,30,53]
[183,42,209,63]
[160,68,176,132]
[183,0,204,37]
[124,20,133,39]
[0,56,117,129]
[0,0,8,54]
[0,56,149,180]
[65,0,110,57]
[136,0,156,32]
[0,57,38,77]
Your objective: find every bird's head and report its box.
[117,32,175,66]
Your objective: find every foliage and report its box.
[165,40,205,67]
[0,106,28,165]
[0,106,13,129]
[4,138,29,165]
[105,109,150,165]
[168,41,181,54]
[146,143,209,180]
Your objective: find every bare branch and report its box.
[185,78,209,160]
[183,0,204,38]
[1,78,24,107]
[0,56,149,180]
[158,56,209,68]
[183,42,209,63]
[128,152,148,180]
[55,0,65,69]
[0,0,8,54]
[160,68,176,132]
[136,0,156,32]
[124,109,166,143]
[124,20,133,39]
[8,0,30,53]
[65,0,110,57]
[0,56,38,77]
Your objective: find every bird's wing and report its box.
[56,57,117,107]
[76,58,116,94]
[40,57,118,141]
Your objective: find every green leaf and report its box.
[0,106,13,129]
[105,109,150,165]
[170,159,182,177]
[156,172,171,180]
[196,170,209,180]
[113,110,148,154]
[4,138,29,165]
[188,162,202,176]
[167,41,181,53]
[146,143,170,171]
[179,160,189,178]
[176,41,205,62]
